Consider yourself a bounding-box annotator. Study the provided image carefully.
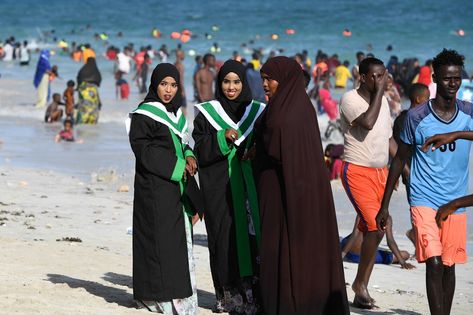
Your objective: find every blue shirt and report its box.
[400,99,473,213]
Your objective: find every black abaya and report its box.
[255,56,349,315]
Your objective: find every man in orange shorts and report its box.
[340,57,396,308]
[377,49,471,315]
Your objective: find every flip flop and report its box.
[353,295,374,309]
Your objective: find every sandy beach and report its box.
[1,165,472,315]
[1,74,473,314]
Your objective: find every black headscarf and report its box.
[141,63,182,113]
[255,56,349,314]
[215,60,252,121]
[258,56,314,159]
[77,57,102,87]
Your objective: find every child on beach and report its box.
[44,93,64,123]
[55,118,74,142]
[341,216,415,269]
[63,80,75,119]
[115,71,130,100]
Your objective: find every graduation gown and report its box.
[129,108,194,301]
[192,100,265,289]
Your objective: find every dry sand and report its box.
[0,167,472,314]
[0,166,214,314]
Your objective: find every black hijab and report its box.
[77,57,102,87]
[259,56,308,125]
[141,63,182,113]
[258,56,315,159]
[215,60,252,121]
[256,56,349,314]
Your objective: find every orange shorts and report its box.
[341,162,387,233]
[411,206,467,266]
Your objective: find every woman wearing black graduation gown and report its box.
[193,60,265,314]
[128,63,198,314]
[254,56,349,315]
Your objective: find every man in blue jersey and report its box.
[376,49,472,315]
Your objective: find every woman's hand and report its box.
[225,129,239,143]
[185,156,197,177]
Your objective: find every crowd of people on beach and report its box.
[3,30,472,126]
[125,47,472,315]
[2,31,473,315]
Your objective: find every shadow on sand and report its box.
[49,272,216,310]
[102,271,132,289]
[46,273,135,308]
[349,303,423,315]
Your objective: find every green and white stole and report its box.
[126,101,189,141]
[195,100,265,146]
[195,100,265,277]
[126,102,193,212]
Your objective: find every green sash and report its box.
[196,100,264,146]
[128,101,188,140]
[195,100,265,277]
